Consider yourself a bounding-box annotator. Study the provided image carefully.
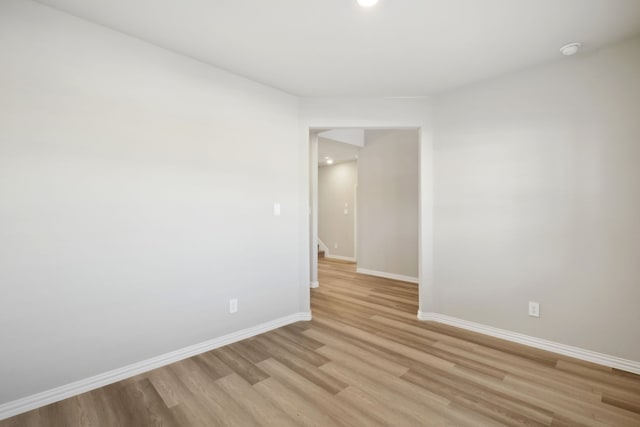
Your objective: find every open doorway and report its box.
[317,135,360,263]
[310,128,420,289]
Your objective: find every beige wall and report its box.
[357,130,419,279]
[318,161,357,259]
[432,36,640,361]
[0,0,304,406]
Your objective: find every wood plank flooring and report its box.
[2,259,640,426]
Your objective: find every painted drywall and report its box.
[358,130,419,279]
[318,161,358,259]
[317,137,360,166]
[0,0,305,406]
[301,98,434,310]
[318,129,365,147]
[432,35,640,361]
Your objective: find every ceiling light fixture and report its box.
[326,159,334,165]
[357,0,379,8]
[560,42,581,56]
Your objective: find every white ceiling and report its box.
[318,138,360,167]
[37,0,640,97]
[319,129,365,147]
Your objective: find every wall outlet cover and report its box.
[528,301,540,317]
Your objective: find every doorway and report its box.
[317,134,360,263]
[309,128,421,289]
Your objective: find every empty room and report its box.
[1,0,639,426]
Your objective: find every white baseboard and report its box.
[317,239,355,262]
[325,254,356,262]
[310,281,319,288]
[417,311,640,375]
[0,311,312,421]
[357,268,418,284]
[317,239,329,254]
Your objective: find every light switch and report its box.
[273,203,281,216]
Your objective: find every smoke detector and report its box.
[560,42,581,56]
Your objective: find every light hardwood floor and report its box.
[2,259,640,426]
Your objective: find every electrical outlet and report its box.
[334,242,338,249]
[229,298,238,314]
[528,301,540,317]
[273,203,281,216]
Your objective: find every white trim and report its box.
[310,281,319,288]
[417,311,640,375]
[317,238,329,255]
[0,311,312,421]
[326,254,356,262]
[357,268,418,284]
[353,183,358,262]
[318,238,356,262]
[309,133,319,297]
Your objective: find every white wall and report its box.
[0,0,305,406]
[432,36,640,361]
[358,130,419,279]
[318,129,365,147]
[12,0,638,408]
[318,161,358,259]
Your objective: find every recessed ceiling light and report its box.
[326,159,334,165]
[560,42,581,56]
[358,0,379,8]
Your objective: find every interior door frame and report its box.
[309,132,319,288]
[308,127,426,299]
